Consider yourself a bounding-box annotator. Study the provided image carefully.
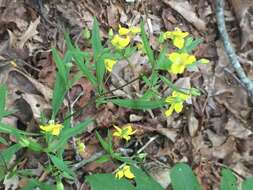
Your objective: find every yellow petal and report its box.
[185,55,196,65]
[118,36,130,49]
[174,102,183,113]
[104,59,116,72]
[165,106,174,117]
[174,27,189,38]
[113,125,122,132]
[119,25,130,35]
[123,135,131,141]
[40,125,52,132]
[173,37,184,49]
[51,128,60,136]
[124,167,135,179]
[115,170,124,179]
[170,62,185,74]
[113,131,121,137]
[111,34,120,47]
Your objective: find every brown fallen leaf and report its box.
[18,17,40,49]
[162,0,206,32]
[230,0,253,49]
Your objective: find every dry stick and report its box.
[72,150,105,171]
[216,0,253,98]
[67,91,84,161]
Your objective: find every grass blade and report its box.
[92,17,105,93]
[110,98,165,109]
[140,21,155,65]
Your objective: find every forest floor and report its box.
[0,0,253,189]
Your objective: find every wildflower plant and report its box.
[0,16,213,189]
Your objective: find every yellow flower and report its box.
[164,27,189,49]
[165,91,191,117]
[40,122,63,136]
[113,124,136,141]
[115,165,135,179]
[104,58,116,72]
[111,34,130,49]
[168,52,196,74]
[118,25,141,36]
[77,141,85,154]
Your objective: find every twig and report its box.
[216,0,253,98]
[72,150,105,171]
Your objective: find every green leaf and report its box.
[140,21,155,65]
[242,177,253,190]
[86,167,163,190]
[0,137,8,145]
[92,17,105,94]
[49,154,75,178]
[65,33,97,87]
[0,144,22,164]
[52,48,67,83]
[20,179,55,190]
[156,47,172,70]
[110,98,165,109]
[86,173,135,190]
[0,85,7,121]
[124,46,136,58]
[113,155,137,165]
[95,154,111,164]
[72,50,97,87]
[160,75,191,95]
[0,122,38,137]
[181,37,202,54]
[51,72,67,119]
[92,17,102,61]
[95,131,110,153]
[220,168,238,190]
[133,167,164,190]
[170,163,202,190]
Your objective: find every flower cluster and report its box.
[113,124,136,141]
[115,165,135,179]
[165,91,191,117]
[112,124,136,180]
[111,25,140,50]
[40,121,63,136]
